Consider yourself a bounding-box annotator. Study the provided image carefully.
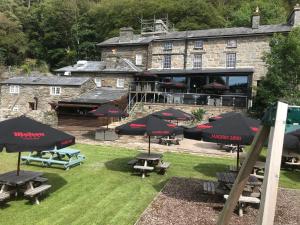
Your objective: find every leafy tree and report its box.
[253,27,300,114]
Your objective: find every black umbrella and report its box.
[152,108,194,121]
[0,116,75,175]
[115,115,183,154]
[184,114,260,169]
[208,112,240,122]
[283,129,300,153]
[90,104,129,129]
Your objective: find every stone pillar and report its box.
[288,4,300,27]
[119,27,134,42]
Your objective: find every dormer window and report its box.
[194,40,203,49]
[163,42,172,51]
[227,39,237,48]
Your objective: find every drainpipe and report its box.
[183,30,188,70]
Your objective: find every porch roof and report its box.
[148,68,254,75]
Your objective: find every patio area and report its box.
[0,144,299,225]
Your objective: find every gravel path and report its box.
[136,177,300,225]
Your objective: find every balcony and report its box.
[129,81,249,108]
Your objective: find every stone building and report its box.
[97,5,300,109]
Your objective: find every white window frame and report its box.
[227,39,237,48]
[94,78,102,87]
[50,86,61,96]
[163,55,172,69]
[135,54,143,66]
[226,53,236,68]
[163,42,173,51]
[194,40,204,49]
[9,85,20,94]
[12,105,19,112]
[193,54,202,69]
[116,78,125,88]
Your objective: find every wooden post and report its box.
[257,102,288,225]
[217,125,270,225]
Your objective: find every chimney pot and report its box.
[252,6,260,29]
[119,27,134,43]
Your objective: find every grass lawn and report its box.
[0,144,299,225]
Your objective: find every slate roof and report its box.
[55,59,141,73]
[62,87,128,104]
[149,68,255,75]
[97,24,292,46]
[1,76,90,86]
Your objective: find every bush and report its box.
[191,108,206,122]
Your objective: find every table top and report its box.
[44,148,80,155]
[136,153,163,161]
[216,172,261,186]
[0,170,43,186]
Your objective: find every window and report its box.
[94,78,102,87]
[194,40,203,49]
[226,53,236,68]
[50,86,61,96]
[228,76,248,94]
[116,79,125,88]
[163,42,172,51]
[12,105,19,112]
[9,85,20,94]
[64,71,71,76]
[135,54,143,65]
[193,54,202,68]
[163,55,172,69]
[227,39,237,48]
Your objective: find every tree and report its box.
[253,27,300,115]
[0,12,27,65]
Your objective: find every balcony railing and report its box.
[129,81,249,108]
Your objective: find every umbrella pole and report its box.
[148,136,151,155]
[237,144,240,171]
[17,152,21,176]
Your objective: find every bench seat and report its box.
[224,194,260,216]
[24,184,51,205]
[133,165,154,171]
[34,177,48,184]
[203,181,216,195]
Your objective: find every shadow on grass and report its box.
[43,172,68,193]
[104,157,135,173]
[194,162,229,178]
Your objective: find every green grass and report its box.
[0,144,299,225]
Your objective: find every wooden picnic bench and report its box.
[159,137,180,146]
[134,161,154,178]
[156,161,171,174]
[21,148,85,170]
[24,182,52,205]
[224,194,260,217]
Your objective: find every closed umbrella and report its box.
[90,104,128,129]
[184,114,260,169]
[0,116,75,175]
[152,108,194,121]
[115,115,183,154]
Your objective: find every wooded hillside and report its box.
[0,0,299,69]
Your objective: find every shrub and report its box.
[191,108,206,122]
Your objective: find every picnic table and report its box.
[159,136,180,146]
[21,148,85,170]
[0,170,51,204]
[130,153,171,178]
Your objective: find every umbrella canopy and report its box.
[152,108,194,121]
[159,81,187,89]
[283,129,300,153]
[115,115,183,154]
[208,112,240,122]
[203,82,228,90]
[90,104,128,118]
[184,114,260,169]
[0,116,75,175]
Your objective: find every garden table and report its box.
[0,170,43,186]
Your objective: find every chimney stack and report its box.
[119,27,134,43]
[288,4,300,27]
[251,6,260,29]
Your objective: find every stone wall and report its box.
[150,35,271,88]
[101,46,149,69]
[0,79,96,114]
[69,72,134,89]
[0,109,58,126]
[136,103,246,121]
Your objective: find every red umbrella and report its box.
[115,115,183,154]
[203,82,228,90]
[184,114,260,169]
[0,116,75,175]
[90,104,128,129]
